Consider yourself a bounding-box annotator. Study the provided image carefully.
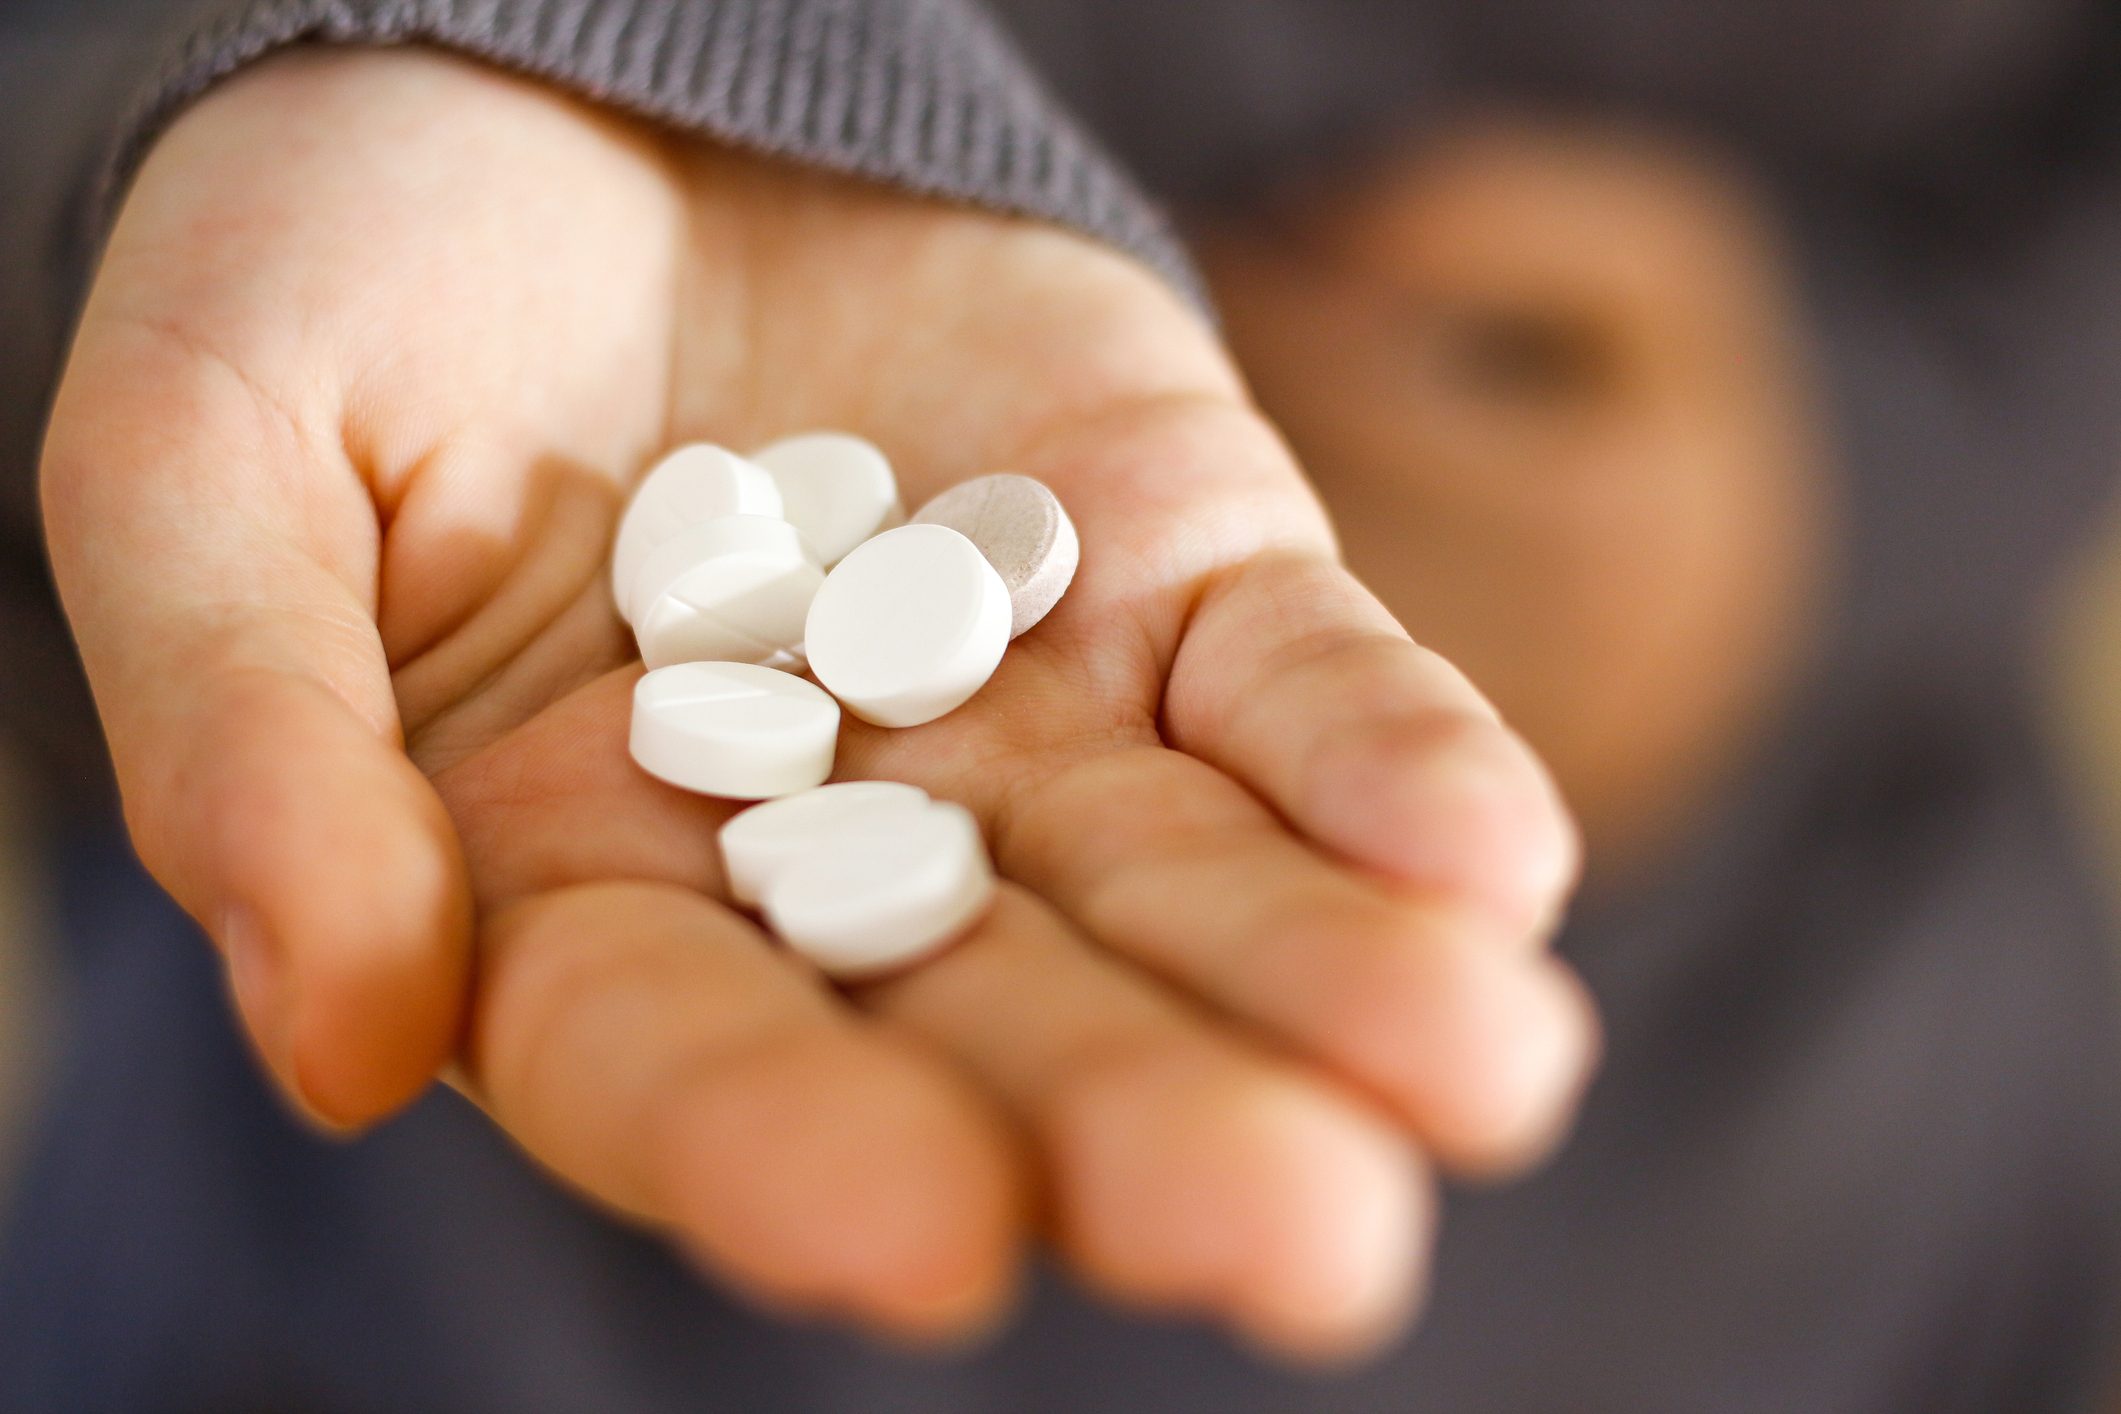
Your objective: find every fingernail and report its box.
[222,905,288,1064]
[1431,747,1577,926]
[1315,726,1578,939]
[220,906,342,1133]
[1490,964,1600,1161]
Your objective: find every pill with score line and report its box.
[629,661,839,800]
[629,515,823,669]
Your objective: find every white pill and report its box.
[630,516,824,669]
[804,524,1012,728]
[611,444,783,622]
[750,432,903,567]
[912,474,1078,638]
[718,780,933,907]
[630,662,839,800]
[763,801,994,979]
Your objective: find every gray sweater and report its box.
[3,2,2121,1412]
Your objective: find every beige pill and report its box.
[911,474,1078,638]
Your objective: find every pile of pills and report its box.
[612,433,1077,977]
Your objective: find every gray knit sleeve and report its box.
[95,0,1200,302]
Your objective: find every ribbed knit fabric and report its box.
[94,0,1202,302]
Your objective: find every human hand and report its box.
[44,50,1595,1357]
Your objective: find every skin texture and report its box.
[1201,122,1828,872]
[42,51,1597,1358]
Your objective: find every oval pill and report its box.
[630,662,839,800]
[718,780,933,907]
[763,801,995,979]
[630,516,823,669]
[611,444,783,622]
[751,432,903,567]
[805,524,1012,728]
[912,473,1078,638]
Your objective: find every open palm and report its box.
[44,49,1593,1357]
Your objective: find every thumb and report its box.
[43,314,472,1129]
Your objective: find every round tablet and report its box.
[750,432,903,567]
[912,474,1078,638]
[611,444,783,621]
[630,516,824,669]
[805,524,1012,728]
[630,662,839,800]
[718,780,932,907]
[762,801,995,979]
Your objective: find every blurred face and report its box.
[1197,120,1830,873]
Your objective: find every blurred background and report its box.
[0,746,52,1213]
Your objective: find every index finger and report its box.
[42,300,471,1129]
